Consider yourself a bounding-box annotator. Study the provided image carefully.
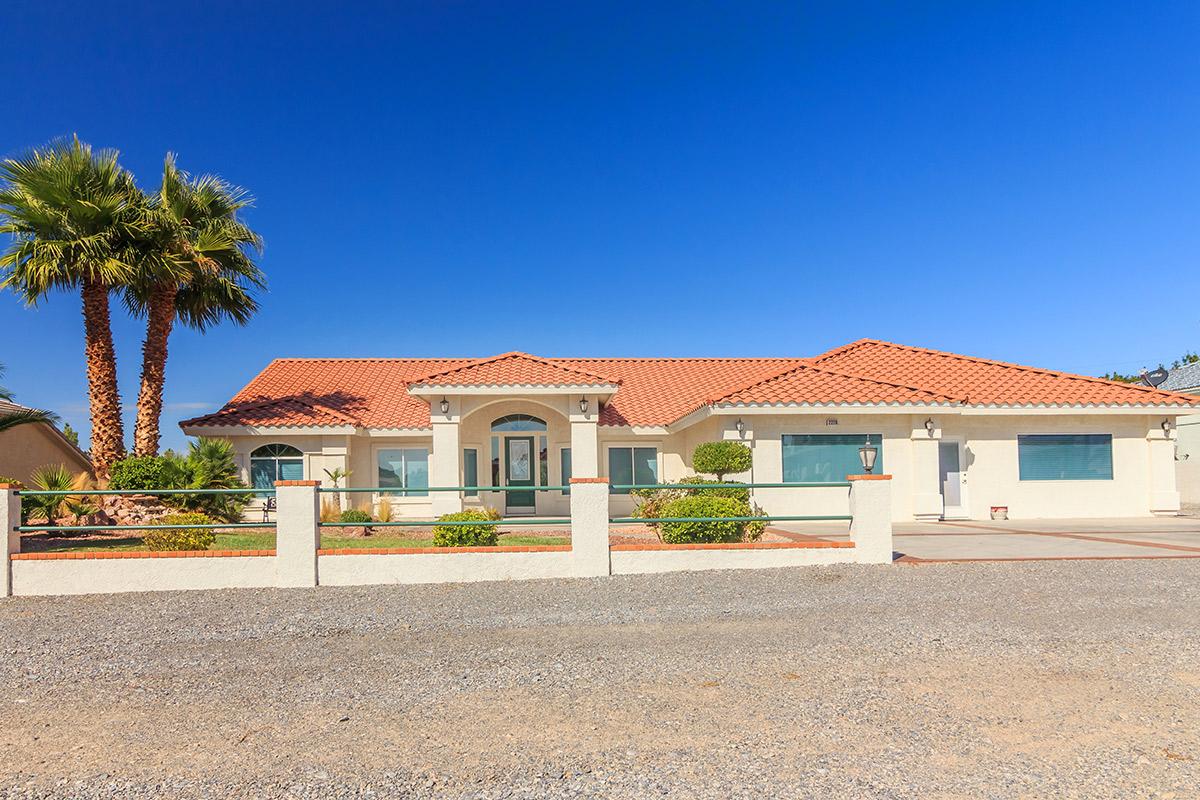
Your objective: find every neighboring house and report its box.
[0,400,93,485]
[180,339,1200,522]
[1160,363,1200,504]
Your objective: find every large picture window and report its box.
[782,434,882,483]
[250,444,303,489]
[609,447,658,494]
[1018,434,1112,481]
[377,448,430,496]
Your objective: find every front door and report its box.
[938,440,969,520]
[504,436,536,512]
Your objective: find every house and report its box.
[0,400,93,485]
[1160,363,1200,504]
[179,339,1200,522]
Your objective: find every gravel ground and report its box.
[1,560,1198,798]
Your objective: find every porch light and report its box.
[735,418,745,434]
[924,418,935,434]
[440,398,450,415]
[1162,419,1172,432]
[579,398,589,414]
[858,436,878,474]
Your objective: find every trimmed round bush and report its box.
[108,456,171,491]
[432,509,499,547]
[143,513,216,552]
[658,495,747,544]
[691,441,752,480]
[338,509,373,524]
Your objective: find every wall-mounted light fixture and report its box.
[439,398,450,415]
[735,418,746,435]
[1162,418,1172,433]
[858,436,879,474]
[579,397,589,414]
[924,418,935,434]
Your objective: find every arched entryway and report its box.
[491,414,547,513]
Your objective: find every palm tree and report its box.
[0,362,58,433]
[127,155,264,456]
[0,137,148,478]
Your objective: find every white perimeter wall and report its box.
[11,556,276,597]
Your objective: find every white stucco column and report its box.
[569,478,610,576]
[275,480,320,587]
[431,398,463,516]
[848,475,893,564]
[1149,420,1181,516]
[910,416,943,521]
[570,395,600,479]
[1,483,21,597]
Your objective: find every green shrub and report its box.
[161,438,251,522]
[0,476,20,485]
[691,441,752,480]
[432,509,499,547]
[143,513,216,551]
[338,508,373,524]
[659,495,748,544]
[108,456,171,491]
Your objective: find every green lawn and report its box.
[21,531,569,554]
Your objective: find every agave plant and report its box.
[23,464,94,527]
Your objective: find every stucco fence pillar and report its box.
[275,480,321,587]
[848,475,893,564]
[569,478,611,577]
[1,483,21,597]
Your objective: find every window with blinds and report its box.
[1017,434,1112,481]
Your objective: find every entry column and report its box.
[431,398,463,516]
[570,394,600,478]
[910,416,943,521]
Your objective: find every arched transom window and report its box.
[250,443,304,488]
[490,414,547,432]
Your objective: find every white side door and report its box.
[938,440,969,520]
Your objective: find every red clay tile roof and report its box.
[181,341,1200,431]
[812,339,1200,408]
[712,362,963,407]
[409,352,619,388]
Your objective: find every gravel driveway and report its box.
[1,561,1198,798]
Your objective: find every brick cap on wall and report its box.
[275,480,321,487]
[570,477,610,484]
[846,474,892,481]
[0,483,23,489]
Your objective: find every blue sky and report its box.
[2,1,1198,452]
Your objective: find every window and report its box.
[463,448,478,497]
[539,435,549,486]
[781,434,882,483]
[250,444,303,489]
[1018,434,1112,481]
[609,447,658,494]
[491,414,547,432]
[560,448,572,495]
[377,448,430,496]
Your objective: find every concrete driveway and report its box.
[771,516,1200,562]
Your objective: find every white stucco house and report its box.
[180,339,1200,522]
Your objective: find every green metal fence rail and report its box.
[323,485,571,494]
[610,482,851,491]
[320,518,571,527]
[16,522,275,533]
[15,488,275,497]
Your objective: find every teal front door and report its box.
[504,436,536,511]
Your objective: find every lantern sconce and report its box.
[858,436,879,474]
[924,418,935,435]
[1162,418,1172,433]
[579,397,589,414]
[735,418,746,435]
[439,398,450,415]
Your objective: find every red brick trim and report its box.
[846,474,892,481]
[318,544,573,556]
[11,549,276,561]
[274,480,320,487]
[570,477,609,484]
[0,483,23,489]
[610,541,854,552]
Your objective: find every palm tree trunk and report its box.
[81,280,125,479]
[133,283,178,457]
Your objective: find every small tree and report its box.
[691,441,752,481]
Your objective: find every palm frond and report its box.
[0,407,58,433]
